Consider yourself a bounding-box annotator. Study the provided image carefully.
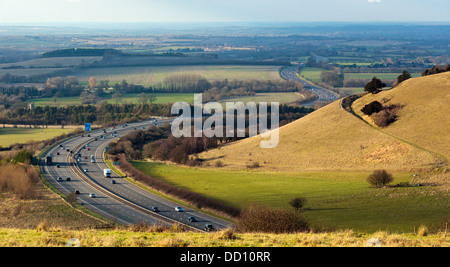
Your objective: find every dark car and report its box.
[204,224,216,232]
[188,216,197,222]
[56,165,61,168]
[151,207,159,212]
[66,177,71,181]
[111,179,116,184]
[74,190,80,195]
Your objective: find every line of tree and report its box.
[320,70,344,87]
[0,103,173,127]
[421,64,450,76]
[41,48,123,58]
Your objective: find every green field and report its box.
[0,127,72,147]
[71,65,284,87]
[299,67,422,85]
[29,92,305,107]
[298,67,326,82]
[29,93,197,106]
[131,161,448,233]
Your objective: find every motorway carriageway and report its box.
[41,119,232,232]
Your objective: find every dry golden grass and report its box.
[0,181,109,230]
[352,72,450,164]
[0,227,447,247]
[198,73,449,172]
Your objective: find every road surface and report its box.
[280,65,338,106]
[41,119,232,231]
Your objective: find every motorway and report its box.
[40,119,232,231]
[279,64,339,106]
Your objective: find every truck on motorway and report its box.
[46,156,53,165]
[104,169,111,178]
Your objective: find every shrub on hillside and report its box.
[13,150,33,164]
[367,169,394,188]
[361,101,383,116]
[371,104,403,128]
[371,109,396,128]
[364,77,386,94]
[235,205,309,234]
[0,163,39,199]
[421,64,450,77]
[397,70,412,85]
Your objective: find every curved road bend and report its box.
[280,64,338,106]
[41,119,232,231]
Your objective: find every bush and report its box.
[235,205,309,234]
[361,101,383,116]
[371,104,402,128]
[289,197,308,211]
[215,160,224,168]
[364,77,386,94]
[246,162,260,169]
[367,170,394,187]
[371,109,396,127]
[0,163,39,199]
[421,64,450,76]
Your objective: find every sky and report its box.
[0,0,449,24]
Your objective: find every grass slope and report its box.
[199,73,449,172]
[352,72,450,164]
[1,228,447,247]
[131,161,448,233]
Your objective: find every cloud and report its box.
[368,0,382,2]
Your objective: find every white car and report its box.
[175,206,183,212]
[89,193,95,198]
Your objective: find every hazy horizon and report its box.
[0,0,449,24]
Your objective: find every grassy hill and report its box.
[352,72,450,165]
[199,72,450,172]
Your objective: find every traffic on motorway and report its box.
[279,64,338,106]
[41,119,232,232]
